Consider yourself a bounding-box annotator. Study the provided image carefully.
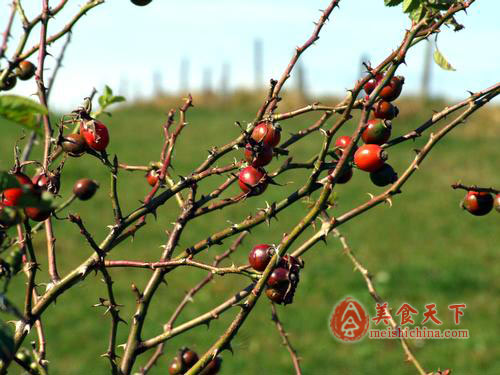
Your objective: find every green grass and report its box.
[1,95,499,375]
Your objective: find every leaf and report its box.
[97,85,126,114]
[409,4,426,22]
[0,95,47,133]
[433,48,456,71]
[403,0,421,13]
[0,172,20,190]
[425,0,453,10]
[384,0,403,6]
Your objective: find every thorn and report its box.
[385,197,393,207]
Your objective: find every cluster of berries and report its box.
[248,244,303,305]
[238,121,281,196]
[168,347,221,375]
[0,61,36,91]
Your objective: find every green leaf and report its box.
[98,85,125,107]
[0,95,47,133]
[409,4,426,22]
[433,48,456,71]
[0,320,14,362]
[0,172,20,190]
[403,0,421,13]
[384,0,403,6]
[425,0,453,10]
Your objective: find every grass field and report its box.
[0,92,499,375]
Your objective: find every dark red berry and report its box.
[131,0,152,5]
[200,356,222,375]
[265,287,286,304]
[61,133,87,156]
[80,120,109,152]
[16,61,36,81]
[354,144,387,172]
[146,169,159,187]
[267,267,289,289]
[32,173,60,194]
[462,191,494,216]
[248,244,273,271]
[362,119,391,145]
[238,166,268,196]
[328,164,353,184]
[168,356,184,375]
[251,121,281,148]
[363,74,382,95]
[369,163,398,186]
[373,101,398,120]
[380,76,404,102]
[24,206,51,222]
[244,143,273,167]
[0,73,16,91]
[182,349,199,368]
[73,179,99,200]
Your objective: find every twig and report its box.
[266,1,341,114]
[451,182,499,195]
[139,232,248,375]
[0,1,16,60]
[271,303,302,375]
[334,229,426,375]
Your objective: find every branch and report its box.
[271,303,302,375]
[334,229,426,375]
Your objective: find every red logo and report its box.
[330,297,369,342]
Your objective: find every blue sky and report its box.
[1,0,499,110]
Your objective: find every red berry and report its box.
[334,136,358,158]
[362,119,392,145]
[182,349,199,368]
[32,174,48,190]
[462,191,494,216]
[61,133,87,156]
[354,144,387,172]
[200,356,222,375]
[80,120,109,152]
[2,173,36,207]
[168,357,184,375]
[251,121,281,148]
[265,287,286,304]
[363,74,382,95]
[16,61,36,81]
[244,143,273,167]
[238,166,268,196]
[369,163,398,187]
[267,267,289,289]
[248,244,273,271]
[494,194,500,213]
[328,164,353,184]
[24,206,51,222]
[373,101,398,120]
[380,76,404,102]
[0,73,17,91]
[73,179,99,200]
[32,173,60,194]
[146,170,159,187]
[335,136,353,149]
